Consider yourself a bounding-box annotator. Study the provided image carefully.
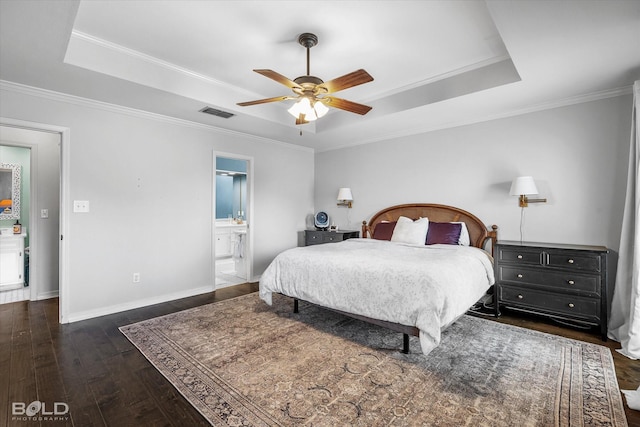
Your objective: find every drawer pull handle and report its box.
[517,294,524,299]
[568,303,575,308]
[517,274,523,278]
[568,259,574,264]
[568,280,575,285]
[517,255,523,259]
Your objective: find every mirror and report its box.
[0,163,21,220]
[215,157,247,221]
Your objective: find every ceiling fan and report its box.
[237,32,374,125]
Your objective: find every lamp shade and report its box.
[337,187,353,201]
[288,97,317,121]
[314,100,329,118]
[509,176,539,196]
[287,98,329,121]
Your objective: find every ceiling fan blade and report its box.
[317,69,373,94]
[237,96,291,107]
[323,97,372,115]
[254,69,301,89]
[295,113,309,125]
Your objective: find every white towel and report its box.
[232,233,244,260]
[622,386,640,411]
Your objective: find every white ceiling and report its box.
[1,1,639,152]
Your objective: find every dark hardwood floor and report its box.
[1,284,638,426]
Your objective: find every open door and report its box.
[213,153,253,288]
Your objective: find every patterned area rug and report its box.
[120,293,628,426]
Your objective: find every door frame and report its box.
[0,117,70,323]
[213,151,254,286]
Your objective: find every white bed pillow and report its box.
[391,216,429,245]
[454,222,471,246]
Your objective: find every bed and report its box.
[259,203,498,355]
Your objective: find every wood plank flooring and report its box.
[0,284,637,426]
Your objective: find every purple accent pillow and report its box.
[372,221,396,240]
[426,222,462,245]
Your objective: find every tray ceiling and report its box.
[1,1,638,151]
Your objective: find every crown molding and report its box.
[69,30,258,99]
[2,79,631,155]
[0,80,314,153]
[317,85,633,153]
[365,54,513,103]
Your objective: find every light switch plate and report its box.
[41,209,49,218]
[73,200,90,213]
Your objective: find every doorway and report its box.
[0,145,30,303]
[214,154,252,288]
[0,119,68,323]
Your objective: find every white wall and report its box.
[1,84,630,321]
[0,127,60,300]
[0,86,314,321]
[315,95,632,252]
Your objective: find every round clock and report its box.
[314,211,329,230]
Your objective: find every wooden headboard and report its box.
[361,203,498,254]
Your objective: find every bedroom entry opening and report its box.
[214,155,251,288]
[0,144,31,303]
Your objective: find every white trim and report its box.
[29,144,37,302]
[0,117,70,323]
[363,55,513,103]
[213,151,255,289]
[66,285,214,323]
[70,31,258,99]
[0,80,314,154]
[59,127,70,323]
[3,78,631,156]
[316,85,635,153]
[36,290,59,300]
[0,141,36,300]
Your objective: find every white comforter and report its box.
[259,238,495,355]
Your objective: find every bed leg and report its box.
[402,334,410,354]
[494,288,501,317]
[293,298,299,313]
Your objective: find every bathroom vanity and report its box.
[0,231,26,289]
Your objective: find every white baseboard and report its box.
[66,285,214,323]
[0,287,29,304]
[36,290,59,300]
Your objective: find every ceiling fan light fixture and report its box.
[238,32,373,125]
[288,97,321,121]
[314,99,329,118]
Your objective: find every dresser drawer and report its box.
[305,231,325,245]
[498,266,601,295]
[322,233,342,243]
[546,251,601,273]
[497,247,542,266]
[304,230,359,246]
[495,241,610,341]
[500,286,600,320]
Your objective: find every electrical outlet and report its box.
[73,200,90,213]
[132,273,141,283]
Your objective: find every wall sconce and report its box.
[337,187,353,208]
[509,176,547,207]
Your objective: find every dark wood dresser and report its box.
[494,240,610,340]
[304,230,359,246]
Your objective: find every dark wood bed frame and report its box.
[294,203,498,353]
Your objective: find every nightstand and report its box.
[494,241,610,341]
[304,230,359,246]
